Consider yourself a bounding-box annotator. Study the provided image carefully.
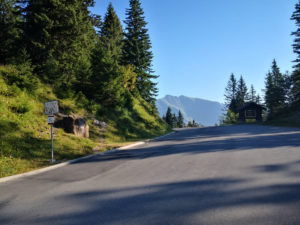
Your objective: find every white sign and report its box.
[44,101,59,115]
[48,116,55,125]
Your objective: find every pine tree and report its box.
[90,3,126,107]
[24,0,96,95]
[271,60,285,107]
[291,1,300,70]
[90,42,124,107]
[291,71,300,102]
[249,85,257,102]
[101,3,123,63]
[224,73,238,113]
[283,71,293,104]
[236,76,248,108]
[291,1,300,102]
[264,60,286,115]
[265,72,275,114]
[122,0,158,105]
[172,113,178,128]
[0,0,23,64]
[165,107,172,126]
[177,110,184,128]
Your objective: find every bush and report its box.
[0,78,21,97]
[0,64,39,93]
[74,91,89,108]
[220,110,239,125]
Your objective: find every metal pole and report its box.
[51,124,54,163]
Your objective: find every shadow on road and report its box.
[25,125,300,186]
[74,125,300,164]
[1,125,300,225]
[7,176,300,225]
[156,125,300,142]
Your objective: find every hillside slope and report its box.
[0,65,167,178]
[156,95,224,126]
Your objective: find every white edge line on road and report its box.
[0,131,176,184]
[152,131,175,141]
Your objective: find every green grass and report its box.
[97,97,168,143]
[0,65,168,178]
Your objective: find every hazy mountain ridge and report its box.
[156,95,224,126]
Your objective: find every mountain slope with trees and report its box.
[0,0,167,177]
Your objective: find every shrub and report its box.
[0,64,39,93]
[220,110,239,125]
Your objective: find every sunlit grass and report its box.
[0,66,168,178]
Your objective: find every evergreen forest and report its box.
[0,0,168,177]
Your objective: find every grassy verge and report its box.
[0,66,168,178]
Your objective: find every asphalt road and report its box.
[1,125,300,225]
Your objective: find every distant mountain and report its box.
[156,95,224,126]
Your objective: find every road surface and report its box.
[1,125,300,225]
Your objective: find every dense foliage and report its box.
[0,0,167,176]
[0,0,23,64]
[0,0,160,119]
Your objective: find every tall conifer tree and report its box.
[91,3,125,107]
[0,0,22,64]
[283,71,293,104]
[224,73,238,113]
[165,107,172,126]
[101,3,123,62]
[24,0,95,95]
[172,113,178,128]
[265,72,275,114]
[271,60,285,104]
[249,85,257,102]
[291,0,300,102]
[122,0,158,105]
[291,0,300,70]
[264,60,286,115]
[236,76,248,108]
[178,110,184,128]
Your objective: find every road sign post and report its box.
[47,115,55,163]
[45,101,59,163]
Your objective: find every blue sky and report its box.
[91,0,298,103]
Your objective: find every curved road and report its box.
[1,125,300,225]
